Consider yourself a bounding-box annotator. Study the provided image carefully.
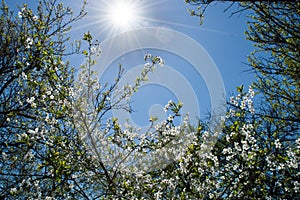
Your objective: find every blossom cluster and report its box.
[102,86,299,199]
[18,6,38,21]
[144,53,165,67]
[228,85,255,118]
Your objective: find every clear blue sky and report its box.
[6,0,255,127]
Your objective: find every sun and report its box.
[109,1,136,29]
[107,0,140,31]
[79,0,152,36]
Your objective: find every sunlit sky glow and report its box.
[107,0,139,30]
[71,0,254,126]
[6,0,255,126]
[86,0,149,36]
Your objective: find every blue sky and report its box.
[7,0,255,127]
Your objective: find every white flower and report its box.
[91,45,101,56]
[240,99,246,110]
[31,102,37,108]
[230,96,235,104]
[274,139,282,149]
[21,72,27,79]
[295,137,300,148]
[230,108,235,114]
[10,187,17,194]
[242,140,249,151]
[144,53,152,60]
[26,96,35,104]
[2,152,7,160]
[230,96,239,106]
[26,38,33,45]
[167,115,174,122]
[154,190,162,200]
[164,100,174,112]
[32,15,38,21]
[18,12,23,18]
[28,128,38,135]
[143,62,152,72]
[90,46,96,53]
[248,86,255,98]
[226,134,230,142]
[157,56,165,67]
[46,90,52,95]
[234,142,242,152]
[34,180,39,187]
[26,38,33,49]
[164,105,169,112]
[18,8,25,18]
[50,95,54,100]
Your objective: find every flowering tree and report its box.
[0,0,299,199]
[107,86,299,199]
[154,1,300,199]
[89,1,300,199]
[0,0,89,198]
[72,31,175,198]
[186,1,300,128]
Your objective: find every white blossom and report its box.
[144,53,152,60]
[26,38,33,49]
[10,187,17,194]
[32,15,38,21]
[157,56,165,67]
[91,44,101,56]
[274,139,282,149]
[26,96,35,104]
[21,72,27,79]
[167,115,174,122]
[2,152,7,160]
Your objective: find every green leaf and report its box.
[82,50,88,56]
[237,84,244,93]
[149,115,158,122]
[83,32,92,42]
